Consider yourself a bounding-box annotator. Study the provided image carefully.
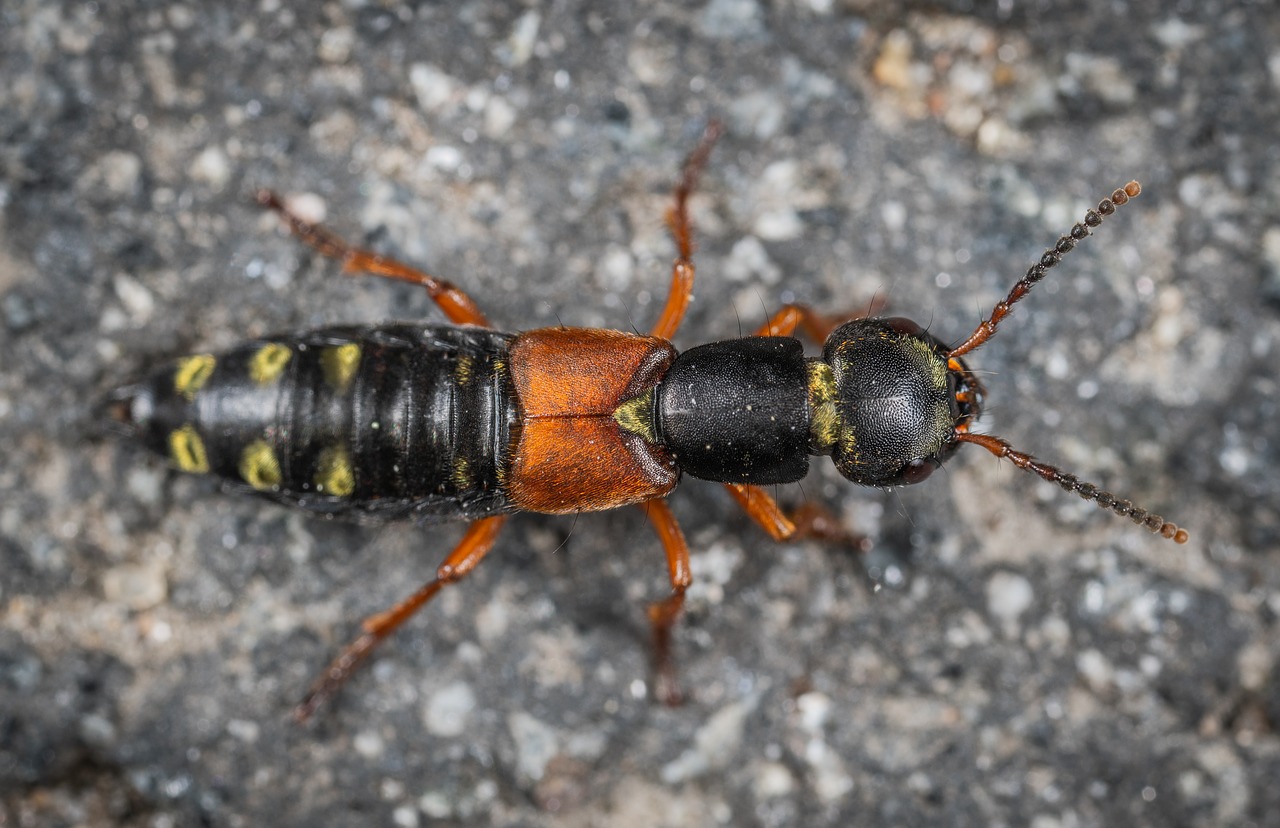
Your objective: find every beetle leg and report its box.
[649,121,723,341]
[724,482,871,553]
[639,498,693,705]
[294,515,508,722]
[754,305,839,341]
[755,296,888,341]
[256,190,492,328]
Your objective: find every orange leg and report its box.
[724,482,871,553]
[294,515,508,722]
[755,296,889,342]
[256,190,492,328]
[639,499,693,705]
[649,121,723,341]
[754,304,841,341]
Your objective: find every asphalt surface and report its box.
[2,1,1277,826]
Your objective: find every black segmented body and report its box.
[115,324,518,522]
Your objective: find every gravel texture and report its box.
[2,1,1277,826]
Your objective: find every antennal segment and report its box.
[948,181,1141,360]
[955,431,1188,543]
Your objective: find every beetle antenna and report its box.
[948,181,1141,359]
[954,431,1188,544]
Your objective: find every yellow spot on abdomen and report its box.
[249,343,292,385]
[452,457,471,489]
[174,354,216,400]
[239,439,282,491]
[315,445,356,497]
[454,355,474,386]
[320,343,361,392]
[169,424,210,473]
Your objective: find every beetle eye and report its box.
[900,458,935,485]
[883,317,925,337]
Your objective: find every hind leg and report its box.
[256,190,492,328]
[294,515,508,722]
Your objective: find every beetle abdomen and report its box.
[109,324,518,522]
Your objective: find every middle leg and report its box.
[649,120,724,341]
[638,498,693,705]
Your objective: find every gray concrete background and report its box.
[2,1,1277,826]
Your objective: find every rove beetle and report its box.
[106,122,1188,720]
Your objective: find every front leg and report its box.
[754,296,888,341]
[724,482,871,554]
